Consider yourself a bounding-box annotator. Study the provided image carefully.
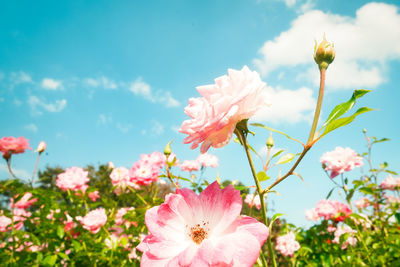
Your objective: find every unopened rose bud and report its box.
[266,134,274,148]
[36,141,46,154]
[108,161,114,170]
[164,140,173,156]
[362,128,367,134]
[314,34,335,70]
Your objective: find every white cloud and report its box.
[14,99,23,107]
[0,163,30,180]
[129,77,180,108]
[151,120,164,136]
[253,86,316,124]
[282,0,297,7]
[253,2,400,89]
[25,123,38,133]
[85,76,117,90]
[98,114,113,125]
[9,71,32,85]
[42,78,62,90]
[28,96,67,115]
[116,122,133,133]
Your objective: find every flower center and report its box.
[187,221,210,244]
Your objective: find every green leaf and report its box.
[72,240,81,252]
[346,188,355,203]
[379,162,388,169]
[269,213,285,232]
[250,123,297,142]
[42,255,57,266]
[257,171,270,182]
[322,89,370,128]
[384,170,398,175]
[372,137,390,144]
[271,149,285,159]
[395,213,400,223]
[321,107,373,137]
[57,225,65,239]
[359,187,374,195]
[326,188,335,199]
[276,153,296,165]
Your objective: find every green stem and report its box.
[354,223,373,264]
[307,68,326,145]
[166,166,179,189]
[6,158,17,180]
[235,129,276,267]
[30,153,42,187]
[127,186,149,206]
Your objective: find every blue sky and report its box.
[1,0,399,226]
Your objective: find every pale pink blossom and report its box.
[137,181,269,266]
[115,207,136,228]
[0,136,31,158]
[197,153,219,168]
[315,200,337,220]
[332,201,352,222]
[384,194,400,205]
[88,191,100,202]
[0,215,12,232]
[105,228,129,249]
[179,66,268,153]
[275,232,300,257]
[355,197,370,209]
[129,158,160,186]
[141,151,167,169]
[305,208,320,221]
[13,208,31,230]
[179,160,201,172]
[332,225,358,249]
[36,141,46,153]
[128,248,139,260]
[64,212,76,232]
[108,161,115,170]
[352,213,371,229]
[320,147,363,178]
[327,225,337,233]
[56,167,90,192]
[380,175,400,190]
[110,167,139,194]
[244,194,261,210]
[79,208,107,234]
[11,192,37,209]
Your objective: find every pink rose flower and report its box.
[380,175,400,190]
[56,167,90,192]
[355,197,370,210]
[110,167,139,194]
[141,151,167,169]
[315,200,337,220]
[137,181,269,266]
[79,208,107,234]
[129,159,160,186]
[115,207,136,228]
[0,215,12,232]
[88,191,100,202]
[244,194,262,210]
[305,208,320,221]
[0,136,31,158]
[179,66,268,153]
[12,208,31,230]
[320,147,363,178]
[275,232,300,257]
[179,160,201,172]
[197,153,219,168]
[332,225,357,249]
[11,192,38,209]
[332,201,352,222]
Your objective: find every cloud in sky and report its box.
[116,122,133,134]
[41,78,62,90]
[98,114,113,125]
[9,71,32,86]
[141,120,165,137]
[253,86,315,124]
[129,77,180,108]
[25,123,38,133]
[28,96,67,115]
[253,2,400,89]
[85,76,117,90]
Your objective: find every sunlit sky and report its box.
[1,0,399,226]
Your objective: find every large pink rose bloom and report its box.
[179,66,268,153]
[56,167,90,192]
[137,181,269,266]
[79,208,107,234]
[320,147,363,178]
[0,136,31,158]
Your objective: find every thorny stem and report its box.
[166,166,179,189]
[235,128,276,267]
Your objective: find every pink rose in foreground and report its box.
[179,66,268,153]
[380,175,400,190]
[88,191,100,202]
[275,232,300,257]
[11,192,37,209]
[137,181,269,266]
[197,153,219,168]
[332,225,357,249]
[179,160,200,172]
[79,208,107,234]
[320,147,363,178]
[56,167,90,192]
[0,215,12,232]
[305,208,320,221]
[0,136,31,159]
[244,194,261,210]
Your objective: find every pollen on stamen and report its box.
[188,221,210,244]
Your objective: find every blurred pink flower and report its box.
[79,208,107,234]
[320,147,363,178]
[275,232,300,257]
[244,194,261,210]
[179,160,200,172]
[115,207,136,228]
[315,199,351,221]
[11,192,37,209]
[332,225,357,249]
[179,66,268,153]
[12,208,31,230]
[129,158,161,186]
[380,175,400,190]
[35,141,46,153]
[197,153,219,168]
[141,151,167,169]
[0,136,31,159]
[0,215,12,232]
[327,225,337,233]
[354,197,370,209]
[56,167,90,193]
[110,167,140,194]
[384,194,400,205]
[305,208,320,221]
[137,181,269,266]
[88,191,100,202]
[332,201,352,222]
